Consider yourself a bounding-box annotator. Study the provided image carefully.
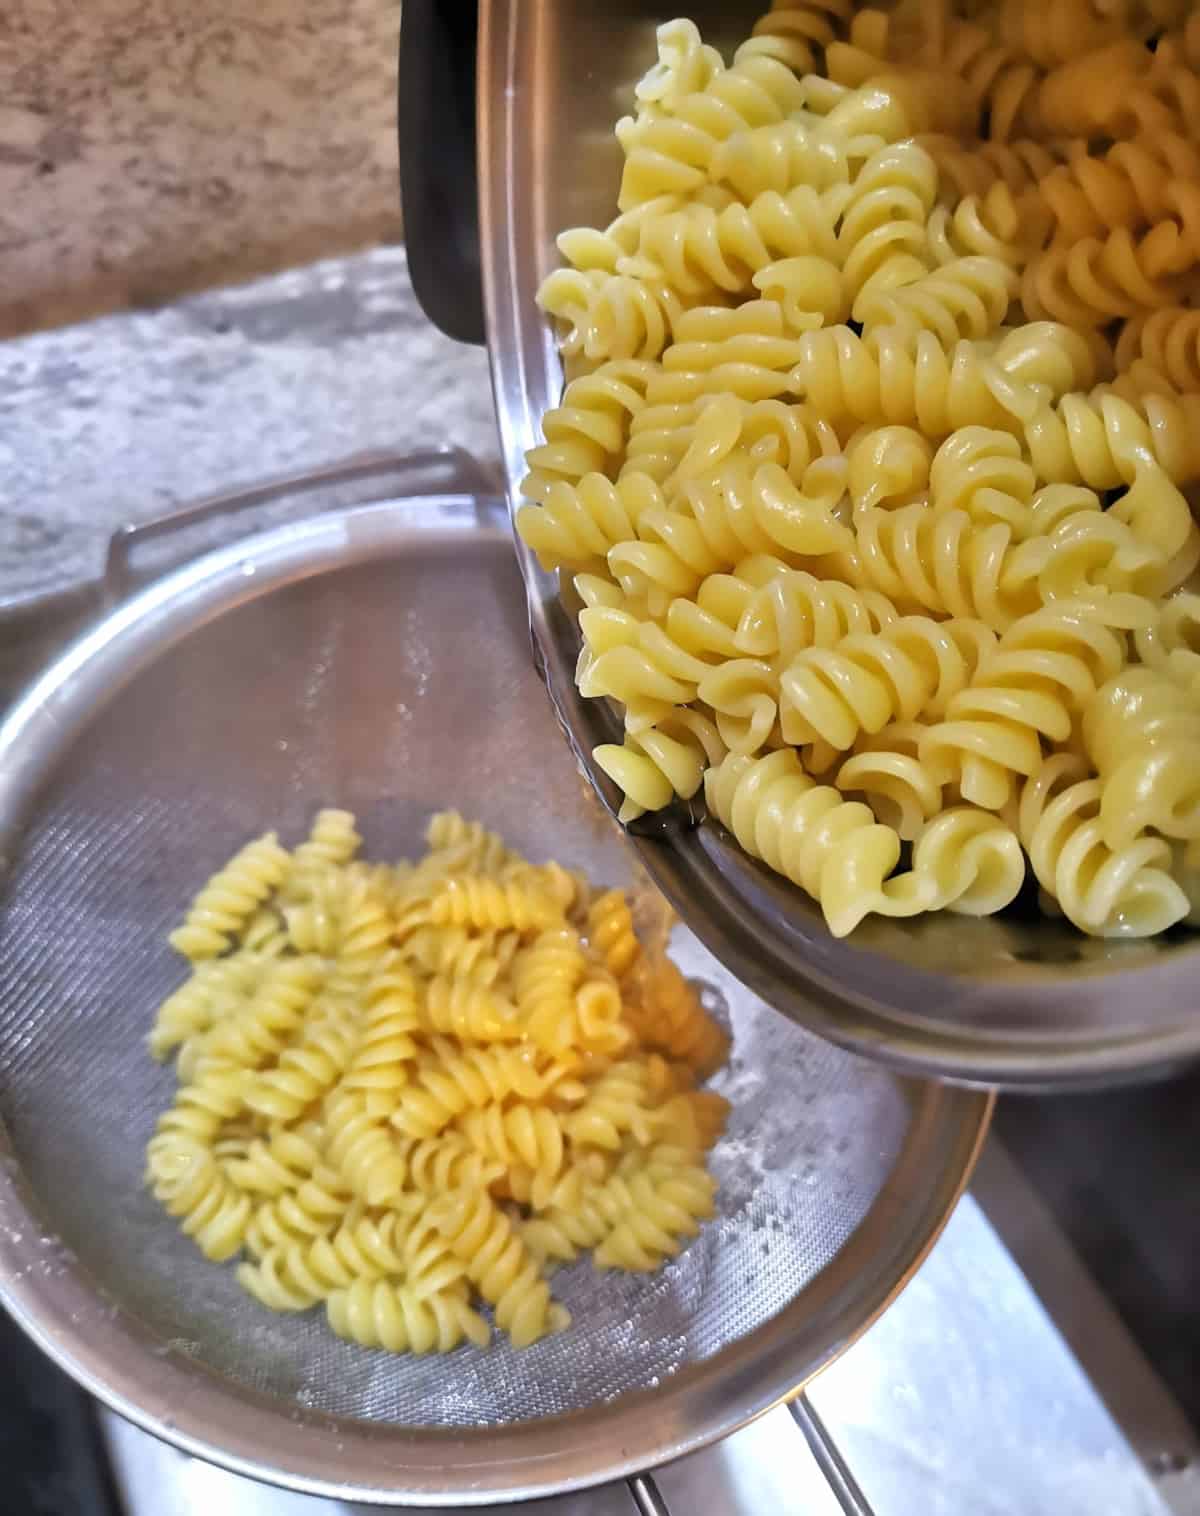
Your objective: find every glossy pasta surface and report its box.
[518,4,1200,941]
[146,810,729,1355]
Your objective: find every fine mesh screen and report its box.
[0,521,911,1427]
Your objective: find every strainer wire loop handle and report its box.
[790,1392,877,1516]
[103,446,495,601]
[622,1399,873,1515]
[626,1473,670,1514]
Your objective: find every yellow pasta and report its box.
[514,7,1200,942]
[169,832,290,962]
[147,811,728,1354]
[326,1278,490,1355]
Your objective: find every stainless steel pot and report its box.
[400,1,1200,1091]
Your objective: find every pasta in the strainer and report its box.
[146,810,728,1355]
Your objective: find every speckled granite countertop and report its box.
[0,244,500,608]
[0,0,402,337]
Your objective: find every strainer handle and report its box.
[623,1399,875,1516]
[626,1473,670,1515]
[790,1392,877,1516]
[103,447,497,601]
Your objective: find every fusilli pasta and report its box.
[516,7,1200,942]
[147,813,728,1353]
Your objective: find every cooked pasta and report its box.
[169,832,290,961]
[518,7,1200,940]
[147,811,728,1353]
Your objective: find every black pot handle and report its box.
[399,0,486,345]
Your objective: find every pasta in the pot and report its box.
[518,5,1200,939]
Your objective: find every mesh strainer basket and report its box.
[0,456,989,1505]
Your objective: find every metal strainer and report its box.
[0,456,988,1506]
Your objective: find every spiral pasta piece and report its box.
[627,956,730,1076]
[778,615,996,753]
[223,1126,323,1197]
[609,455,851,614]
[146,1138,252,1261]
[920,134,1070,200]
[938,20,1044,142]
[457,1104,567,1205]
[852,504,1034,628]
[538,267,688,364]
[327,1278,490,1354]
[707,118,856,203]
[149,955,264,1062]
[660,300,812,400]
[1021,230,1192,329]
[391,1133,504,1196]
[1017,753,1188,936]
[929,426,1037,534]
[743,0,852,72]
[521,1179,625,1265]
[734,566,899,666]
[506,925,586,1056]
[593,712,725,821]
[238,1211,419,1311]
[792,324,1095,435]
[1134,591,1200,691]
[517,471,663,575]
[563,1060,659,1151]
[910,806,1026,915]
[194,958,325,1076]
[997,0,1125,69]
[577,588,705,726]
[834,721,942,839]
[861,255,1018,346]
[1023,389,1200,488]
[389,1041,565,1140]
[705,749,934,934]
[1116,308,1200,393]
[423,811,514,876]
[419,974,520,1043]
[925,183,1033,267]
[616,35,807,211]
[920,604,1128,812]
[241,1163,351,1257]
[400,925,519,987]
[284,810,360,902]
[169,833,290,961]
[416,875,561,935]
[593,1161,718,1271]
[619,184,845,295]
[1036,137,1200,243]
[243,1016,359,1123]
[430,1189,570,1347]
[1081,667,1200,850]
[835,140,939,309]
[586,889,642,981]
[521,359,659,506]
[330,963,414,1113]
